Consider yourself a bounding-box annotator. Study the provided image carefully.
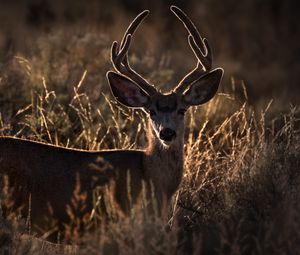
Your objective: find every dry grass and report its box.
[1,2,300,254]
[1,71,299,254]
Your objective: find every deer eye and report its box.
[149,110,157,117]
[177,109,186,115]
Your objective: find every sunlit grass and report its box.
[1,68,300,254]
[0,10,300,253]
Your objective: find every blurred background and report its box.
[0,0,299,114]
[1,2,300,252]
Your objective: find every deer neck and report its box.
[144,122,184,199]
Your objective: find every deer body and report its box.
[0,137,144,228]
[0,122,184,232]
[0,6,223,238]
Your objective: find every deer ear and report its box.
[107,71,151,108]
[182,68,223,106]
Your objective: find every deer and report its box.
[0,6,223,240]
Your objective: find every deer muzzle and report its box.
[159,128,177,142]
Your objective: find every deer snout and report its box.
[159,128,176,142]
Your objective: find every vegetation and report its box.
[0,1,300,254]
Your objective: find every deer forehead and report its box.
[152,93,180,112]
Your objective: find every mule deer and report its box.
[0,6,223,238]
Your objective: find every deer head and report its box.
[107,6,224,147]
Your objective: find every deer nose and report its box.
[159,128,176,141]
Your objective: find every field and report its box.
[0,0,300,254]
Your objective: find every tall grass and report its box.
[0,64,299,254]
[0,4,300,252]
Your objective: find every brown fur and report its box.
[0,136,145,234]
[0,119,184,236]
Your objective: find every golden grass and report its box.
[1,71,299,254]
[0,13,300,253]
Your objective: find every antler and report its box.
[171,6,213,94]
[110,10,157,96]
